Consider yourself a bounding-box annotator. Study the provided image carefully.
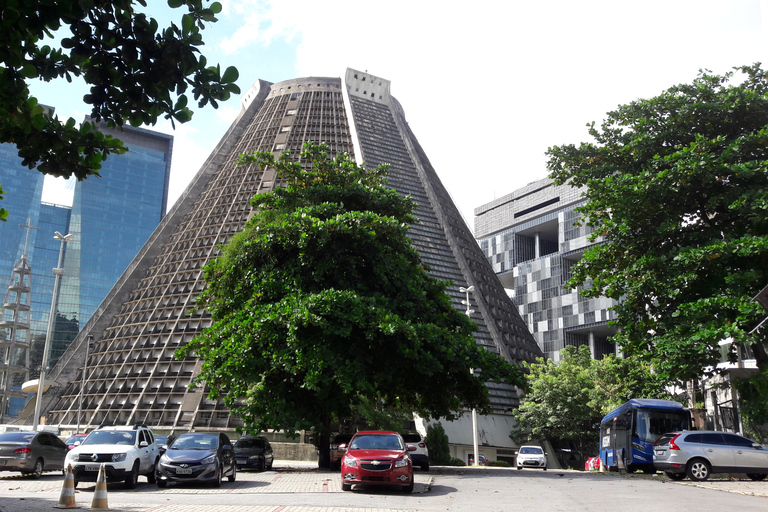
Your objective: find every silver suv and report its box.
[65,424,160,488]
[653,430,768,481]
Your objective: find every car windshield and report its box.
[520,447,543,454]
[235,438,264,449]
[83,430,136,445]
[401,434,421,443]
[65,435,86,444]
[0,432,35,443]
[171,434,219,450]
[349,434,403,451]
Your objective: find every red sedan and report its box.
[340,431,415,493]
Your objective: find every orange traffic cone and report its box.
[90,464,109,510]
[54,464,79,509]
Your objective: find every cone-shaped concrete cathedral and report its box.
[41,69,542,430]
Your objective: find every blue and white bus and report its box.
[599,399,691,473]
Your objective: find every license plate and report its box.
[0,460,5,466]
[85,465,101,471]
[175,468,192,474]
[654,450,663,456]
[237,459,246,465]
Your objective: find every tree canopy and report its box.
[0,0,239,204]
[179,142,525,466]
[512,345,670,452]
[547,64,768,385]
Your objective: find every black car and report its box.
[155,435,176,455]
[155,432,236,487]
[234,436,274,471]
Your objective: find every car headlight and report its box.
[343,455,358,468]
[111,453,127,462]
[248,455,260,460]
[395,458,409,468]
[65,452,77,463]
[201,455,217,465]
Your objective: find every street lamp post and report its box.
[33,231,72,431]
[460,285,479,466]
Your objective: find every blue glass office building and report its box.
[60,121,172,333]
[0,122,171,385]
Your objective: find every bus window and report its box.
[634,409,689,443]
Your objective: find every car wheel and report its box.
[341,482,352,491]
[517,466,522,470]
[125,461,139,489]
[157,480,167,488]
[212,464,222,488]
[747,473,767,481]
[28,458,44,478]
[228,463,237,482]
[421,462,429,472]
[267,457,273,470]
[686,458,711,482]
[73,481,79,489]
[403,480,414,493]
[542,467,547,471]
[146,459,158,484]
[664,471,685,481]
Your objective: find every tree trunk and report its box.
[316,413,332,469]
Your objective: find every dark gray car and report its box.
[234,436,274,471]
[155,432,236,487]
[653,430,768,481]
[0,431,67,477]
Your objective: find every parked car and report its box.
[401,433,429,471]
[155,435,175,455]
[653,430,768,482]
[341,430,414,493]
[0,431,68,477]
[516,446,547,470]
[156,432,236,487]
[330,434,354,470]
[234,435,274,471]
[64,424,160,488]
[63,433,89,451]
[469,454,488,466]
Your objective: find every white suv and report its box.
[65,424,160,488]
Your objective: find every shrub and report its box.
[426,422,452,465]
[489,460,510,467]
[447,457,465,466]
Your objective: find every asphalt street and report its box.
[1,462,767,512]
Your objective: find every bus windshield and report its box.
[633,409,690,443]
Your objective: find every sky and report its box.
[32,0,768,232]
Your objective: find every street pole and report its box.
[33,231,72,431]
[460,285,479,466]
[76,335,92,434]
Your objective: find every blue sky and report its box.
[31,0,768,229]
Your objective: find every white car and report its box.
[516,445,547,470]
[65,424,160,488]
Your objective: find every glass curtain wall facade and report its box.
[42,69,541,433]
[475,178,619,361]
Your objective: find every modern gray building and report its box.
[41,69,541,454]
[475,177,619,361]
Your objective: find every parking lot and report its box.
[0,463,766,512]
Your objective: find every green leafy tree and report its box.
[0,0,239,218]
[547,64,768,422]
[426,422,451,465]
[178,142,525,467]
[512,345,670,453]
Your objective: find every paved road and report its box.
[1,462,766,511]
